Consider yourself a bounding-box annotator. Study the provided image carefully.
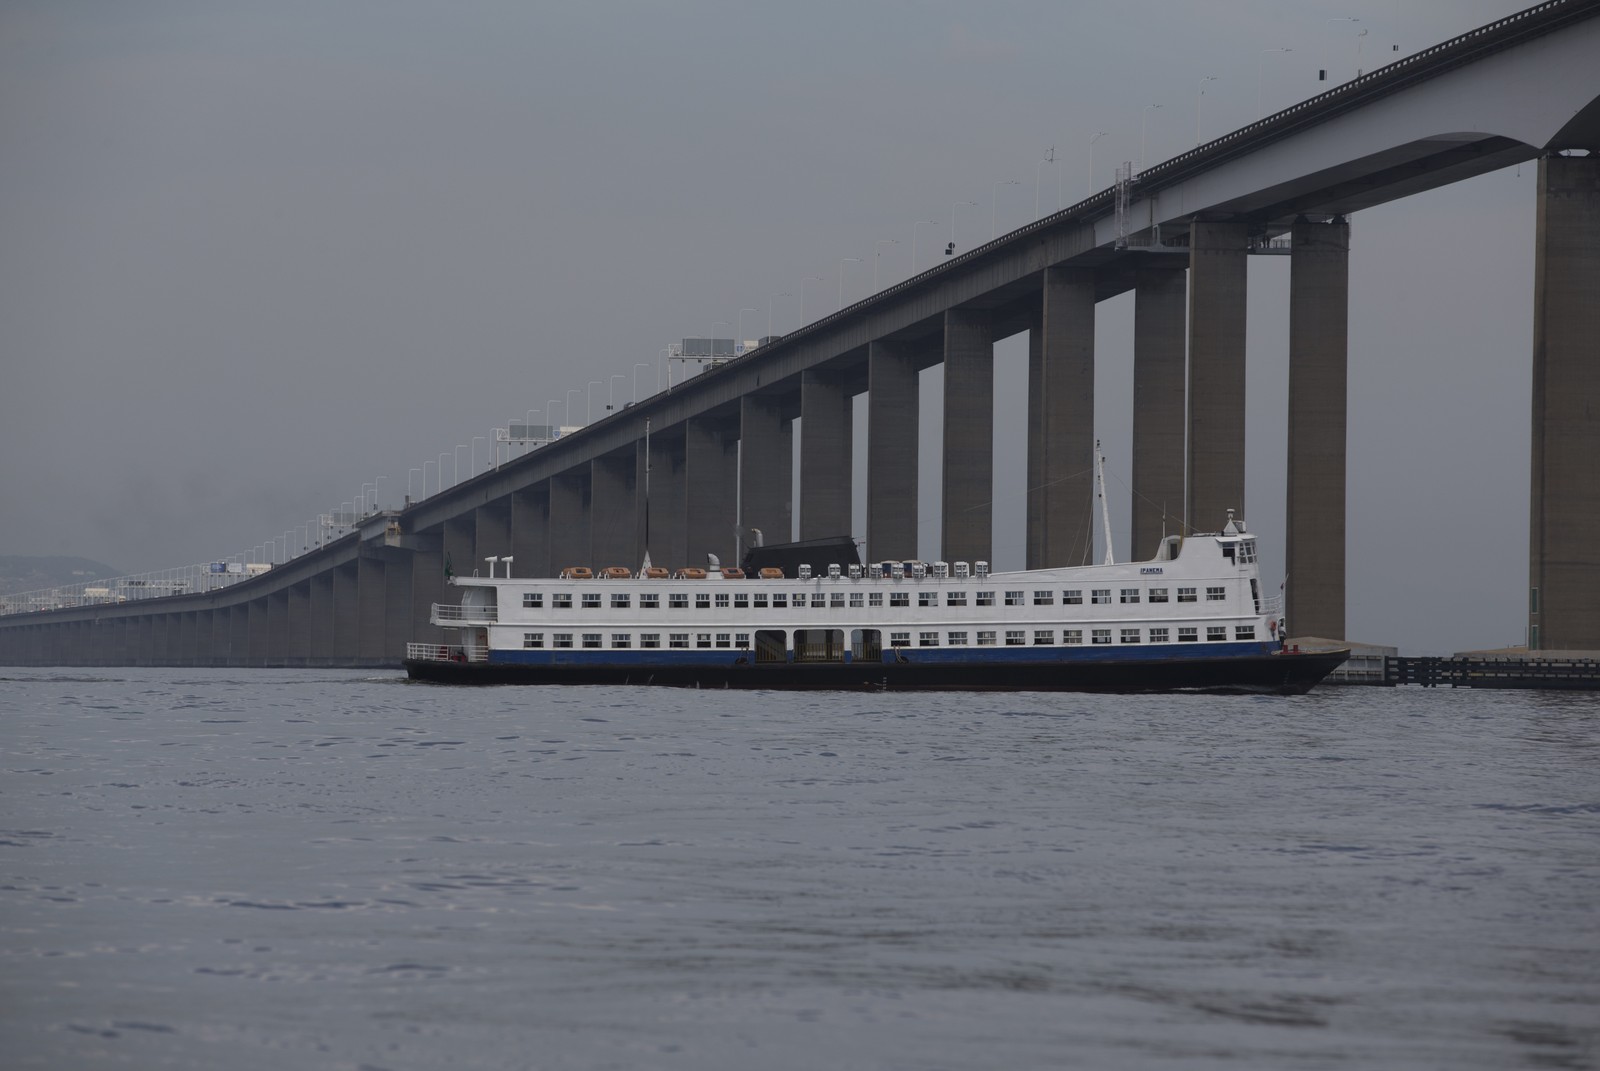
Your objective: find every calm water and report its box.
[1,670,1596,1070]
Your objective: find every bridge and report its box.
[3,0,1598,666]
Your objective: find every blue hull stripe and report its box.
[488,641,1275,668]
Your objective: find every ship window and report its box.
[919,631,939,647]
[582,633,602,648]
[830,592,845,609]
[1148,588,1168,603]
[669,593,688,609]
[1062,589,1082,605]
[869,592,884,607]
[1091,589,1111,605]
[1033,590,1054,606]
[1120,589,1140,604]
[696,593,711,609]
[1005,591,1025,606]
[553,633,573,648]
[849,592,864,608]
[1223,543,1236,562]
[810,593,826,609]
[1239,539,1257,563]
[553,593,573,609]
[795,592,809,607]
[715,633,731,648]
[1120,629,1140,644]
[918,591,937,607]
[611,594,630,609]
[669,633,689,648]
[611,633,631,648]
[735,633,750,648]
[582,593,601,609]
[1091,629,1112,645]
[1033,629,1053,645]
[523,632,544,648]
[947,631,968,646]
[977,630,997,646]
[1207,626,1227,641]
[753,593,769,608]
[795,629,846,662]
[1178,627,1198,642]
[1063,629,1082,645]
[523,593,543,608]
[976,591,995,606]
[696,633,712,648]
[715,593,730,608]
[1005,630,1026,646]
[890,631,911,648]
[771,593,787,608]
[640,593,660,609]
[1177,587,1197,603]
[851,629,881,660]
[1149,627,1169,643]
[1236,625,1256,640]
[947,591,967,606]
[890,592,909,607]
[1206,586,1226,601]
[641,633,661,648]
[734,593,749,608]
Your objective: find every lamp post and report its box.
[991,179,1020,238]
[1258,48,1292,114]
[1087,131,1109,196]
[374,475,388,510]
[736,308,758,352]
[912,220,937,272]
[424,459,436,496]
[873,239,898,289]
[1195,75,1217,145]
[764,292,784,337]
[659,347,671,390]
[799,275,823,323]
[1140,104,1162,173]
[1327,18,1362,77]
[1035,147,1055,216]
[408,467,422,500]
[633,362,652,400]
[565,387,581,428]
[949,201,976,255]
[470,438,483,477]
[454,445,467,485]
[587,380,602,423]
[606,374,625,411]
[837,258,860,309]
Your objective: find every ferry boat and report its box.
[404,511,1346,694]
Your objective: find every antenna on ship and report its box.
[1095,440,1115,566]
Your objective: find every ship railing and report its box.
[406,642,489,663]
[1258,595,1284,616]
[431,603,498,623]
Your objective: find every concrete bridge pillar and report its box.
[686,416,739,567]
[591,452,639,569]
[286,583,310,665]
[356,555,388,664]
[309,571,335,663]
[548,473,590,573]
[1529,153,1600,651]
[739,394,792,551]
[867,340,919,562]
[267,592,290,665]
[1029,267,1096,568]
[1187,219,1249,533]
[408,532,445,647]
[176,611,197,666]
[800,370,853,540]
[210,607,231,665]
[248,599,270,664]
[1287,218,1350,640]
[330,562,359,662]
[510,485,550,580]
[475,501,512,567]
[1131,264,1189,561]
[652,433,688,570]
[943,307,994,564]
[380,553,413,663]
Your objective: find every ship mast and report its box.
[1095,440,1114,566]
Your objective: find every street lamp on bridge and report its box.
[838,258,860,309]
[1140,103,1163,173]
[912,220,937,272]
[768,292,790,337]
[992,179,1020,238]
[1195,75,1217,146]
[948,201,975,255]
[1086,131,1109,197]
[1258,47,1293,114]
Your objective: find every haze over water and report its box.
[2,670,1596,1069]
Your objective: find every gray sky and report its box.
[0,0,1545,653]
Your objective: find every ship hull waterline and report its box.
[404,649,1347,695]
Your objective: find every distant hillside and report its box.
[0,555,125,596]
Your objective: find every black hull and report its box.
[405,650,1347,695]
